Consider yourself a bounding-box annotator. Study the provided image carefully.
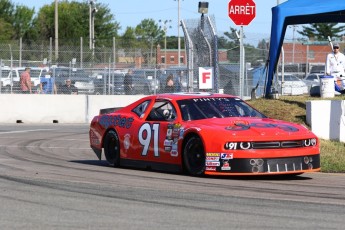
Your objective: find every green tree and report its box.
[0,0,15,24]
[12,5,35,39]
[34,0,120,46]
[297,23,345,40]
[135,19,164,64]
[0,17,14,40]
[120,26,139,48]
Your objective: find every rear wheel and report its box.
[183,136,205,176]
[103,130,120,167]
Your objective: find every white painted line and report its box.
[0,129,55,135]
[0,145,90,150]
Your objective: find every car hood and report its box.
[185,117,314,140]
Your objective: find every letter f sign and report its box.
[202,72,211,83]
[198,67,214,89]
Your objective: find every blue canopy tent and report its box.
[265,0,345,98]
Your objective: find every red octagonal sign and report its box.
[228,0,256,26]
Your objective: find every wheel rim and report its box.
[105,131,119,165]
[185,137,205,174]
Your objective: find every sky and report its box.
[12,0,293,45]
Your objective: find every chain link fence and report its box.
[0,31,332,96]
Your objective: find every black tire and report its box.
[103,130,120,167]
[183,136,205,176]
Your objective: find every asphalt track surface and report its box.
[0,124,344,230]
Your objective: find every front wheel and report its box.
[183,136,205,176]
[103,130,120,167]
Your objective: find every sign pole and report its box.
[239,26,244,99]
[228,0,256,98]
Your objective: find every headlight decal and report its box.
[224,138,317,150]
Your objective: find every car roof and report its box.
[154,92,238,100]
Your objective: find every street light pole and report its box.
[159,20,172,69]
[55,0,58,62]
[89,0,97,58]
[174,0,183,66]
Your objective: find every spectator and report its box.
[325,42,345,77]
[164,74,175,93]
[40,71,57,94]
[123,69,133,95]
[175,71,184,92]
[59,78,78,94]
[20,67,32,94]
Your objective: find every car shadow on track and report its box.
[70,160,313,180]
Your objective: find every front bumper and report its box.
[205,154,320,175]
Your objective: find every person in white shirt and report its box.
[325,43,345,77]
[325,43,345,92]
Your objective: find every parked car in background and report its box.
[309,64,325,74]
[132,69,160,93]
[93,71,152,95]
[51,67,95,94]
[302,73,323,96]
[0,66,20,93]
[275,74,308,95]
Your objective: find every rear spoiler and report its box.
[99,107,122,115]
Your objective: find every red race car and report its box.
[89,93,320,176]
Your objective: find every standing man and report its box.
[40,71,57,94]
[20,67,32,94]
[326,43,345,92]
[123,69,133,95]
[325,43,345,77]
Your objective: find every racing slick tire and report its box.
[104,130,120,167]
[183,136,205,176]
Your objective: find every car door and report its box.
[126,99,181,165]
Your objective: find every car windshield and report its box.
[177,97,266,121]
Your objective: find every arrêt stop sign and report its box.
[228,0,256,26]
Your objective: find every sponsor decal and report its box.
[225,122,299,132]
[193,97,229,102]
[164,139,173,146]
[221,160,231,171]
[179,128,185,139]
[206,157,220,161]
[99,115,134,129]
[220,153,233,160]
[166,124,173,139]
[173,123,182,137]
[206,153,221,157]
[124,134,131,150]
[205,166,217,171]
[171,150,178,157]
[206,161,220,167]
[164,146,172,152]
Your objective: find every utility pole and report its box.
[55,0,58,62]
[159,20,172,68]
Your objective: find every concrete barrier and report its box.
[0,94,344,142]
[0,94,144,123]
[306,100,345,142]
[0,94,87,123]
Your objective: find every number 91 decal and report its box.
[224,142,251,150]
[138,123,160,157]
